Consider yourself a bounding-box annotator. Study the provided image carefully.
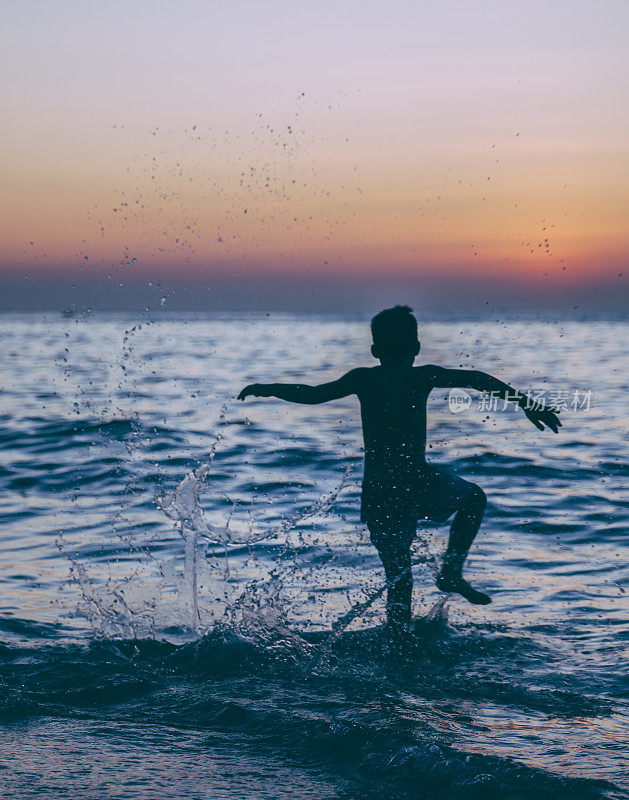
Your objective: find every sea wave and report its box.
[0,620,622,799]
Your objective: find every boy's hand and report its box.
[522,402,562,433]
[238,384,270,401]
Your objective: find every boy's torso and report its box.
[356,365,433,484]
[354,364,463,524]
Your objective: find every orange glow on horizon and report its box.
[1,2,627,303]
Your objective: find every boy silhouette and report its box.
[238,306,561,636]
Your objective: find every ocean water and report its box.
[0,311,627,800]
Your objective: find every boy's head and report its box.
[370,305,420,363]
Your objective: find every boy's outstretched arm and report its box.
[428,366,562,433]
[238,369,362,405]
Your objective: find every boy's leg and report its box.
[436,484,491,605]
[368,520,415,635]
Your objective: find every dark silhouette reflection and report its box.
[239,306,561,641]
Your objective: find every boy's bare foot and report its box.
[436,574,491,605]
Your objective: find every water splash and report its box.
[157,420,227,628]
[158,441,355,632]
[57,414,357,640]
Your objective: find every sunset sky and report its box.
[1,0,627,310]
